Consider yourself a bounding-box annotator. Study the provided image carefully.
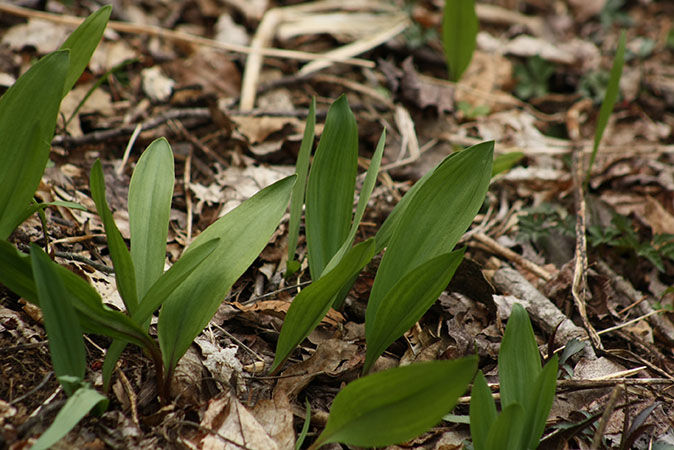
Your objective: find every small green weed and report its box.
[513,55,555,100]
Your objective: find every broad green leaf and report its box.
[31,385,108,450]
[324,129,386,274]
[102,238,219,389]
[313,357,477,448]
[129,137,174,299]
[0,240,155,352]
[484,404,524,450]
[9,200,88,234]
[59,5,111,96]
[305,95,358,279]
[287,97,316,275]
[90,160,139,314]
[30,245,85,396]
[367,142,493,329]
[363,250,464,373]
[587,30,625,184]
[271,239,375,374]
[442,0,478,82]
[158,176,295,378]
[492,151,524,177]
[521,355,558,449]
[0,51,69,239]
[498,303,542,410]
[469,371,498,450]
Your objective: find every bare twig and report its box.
[471,232,553,281]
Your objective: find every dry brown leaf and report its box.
[231,300,345,327]
[252,392,295,450]
[644,196,674,235]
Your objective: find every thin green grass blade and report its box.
[586,30,625,185]
[128,137,174,299]
[522,355,558,449]
[363,250,464,373]
[0,51,69,238]
[158,176,295,378]
[58,5,111,96]
[498,303,542,410]
[469,371,498,450]
[295,399,312,450]
[305,95,358,279]
[367,142,493,329]
[270,239,375,374]
[442,0,478,82]
[90,160,139,314]
[30,245,86,395]
[484,404,524,450]
[324,129,385,274]
[31,386,108,450]
[287,97,316,275]
[313,357,477,448]
[102,238,219,389]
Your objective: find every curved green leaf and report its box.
[0,51,69,238]
[90,160,138,314]
[313,357,477,448]
[271,239,375,374]
[522,355,558,449]
[442,0,478,82]
[364,250,464,373]
[287,97,316,275]
[484,404,524,450]
[158,175,295,378]
[469,371,498,450]
[129,137,174,299]
[305,95,358,279]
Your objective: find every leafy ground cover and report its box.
[1,0,674,448]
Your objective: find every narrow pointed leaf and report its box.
[367,142,493,329]
[498,303,542,410]
[484,404,524,450]
[159,176,295,377]
[271,239,375,374]
[58,5,111,96]
[324,129,385,274]
[364,250,464,373]
[587,30,625,184]
[305,95,358,279]
[492,151,524,177]
[469,371,498,450]
[90,160,138,314]
[287,97,316,274]
[0,51,68,238]
[521,355,558,449]
[128,137,174,299]
[31,386,108,450]
[442,0,478,82]
[314,357,477,448]
[30,245,86,395]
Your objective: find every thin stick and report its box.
[117,123,142,176]
[471,231,553,281]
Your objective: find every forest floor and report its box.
[1,0,674,448]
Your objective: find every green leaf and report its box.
[587,30,625,184]
[30,245,86,396]
[90,160,139,314]
[442,0,478,82]
[31,385,108,450]
[158,176,295,378]
[498,303,542,410]
[59,5,111,96]
[305,95,358,279]
[102,237,219,389]
[367,142,493,338]
[363,250,464,373]
[484,404,524,450]
[469,371,498,450]
[287,97,316,275]
[313,357,477,448]
[271,239,375,374]
[492,151,524,177]
[0,51,69,238]
[324,129,385,274]
[128,137,174,299]
[295,399,312,450]
[521,355,558,449]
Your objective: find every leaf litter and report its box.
[1,0,674,448]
